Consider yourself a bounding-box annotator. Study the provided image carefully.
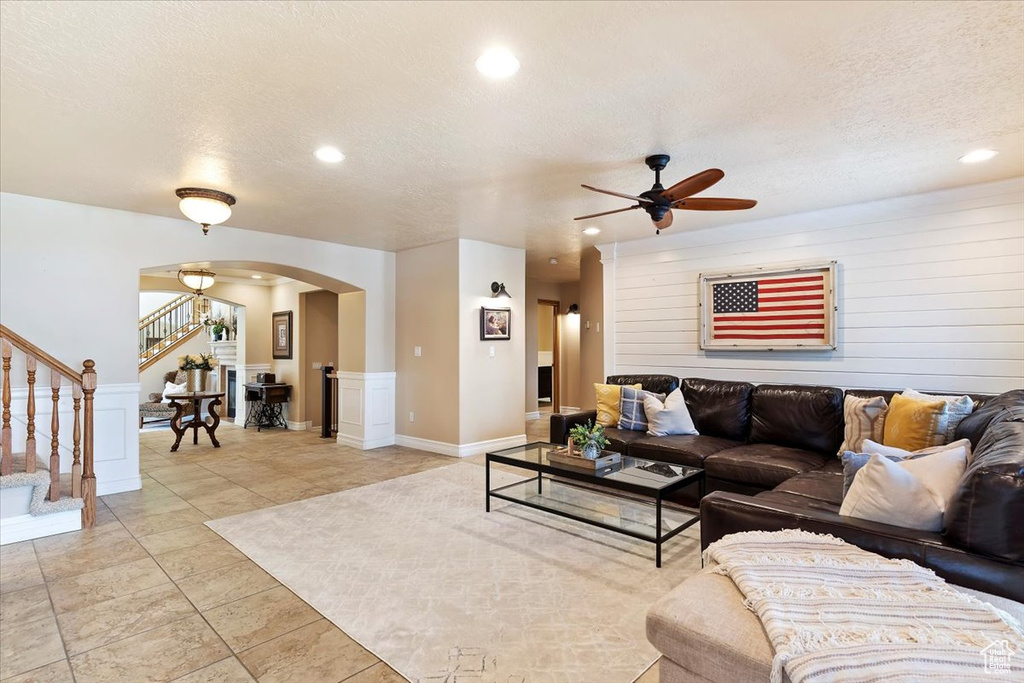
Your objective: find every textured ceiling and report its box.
[2,1,1022,282]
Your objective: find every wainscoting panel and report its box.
[335,372,396,450]
[603,178,1024,394]
[8,383,141,496]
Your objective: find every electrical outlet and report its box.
[585,320,591,330]
[489,346,495,358]
[409,412,415,422]
[414,346,422,357]
[312,361,322,370]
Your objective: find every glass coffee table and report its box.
[486,442,705,567]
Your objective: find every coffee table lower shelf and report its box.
[487,476,699,567]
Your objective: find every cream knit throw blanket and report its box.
[704,530,1024,683]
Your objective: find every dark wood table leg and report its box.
[206,396,222,447]
[169,400,186,452]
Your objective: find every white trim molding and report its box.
[334,371,396,450]
[525,411,541,421]
[286,420,313,431]
[9,382,141,498]
[0,510,81,545]
[395,433,527,458]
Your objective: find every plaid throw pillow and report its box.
[618,386,666,431]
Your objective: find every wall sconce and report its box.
[567,303,579,314]
[490,282,511,298]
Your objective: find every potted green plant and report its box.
[211,320,226,341]
[569,420,609,460]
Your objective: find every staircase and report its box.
[0,325,96,543]
[139,294,203,370]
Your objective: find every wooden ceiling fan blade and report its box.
[661,169,725,202]
[574,205,640,221]
[654,212,673,230]
[674,197,757,211]
[581,184,652,204]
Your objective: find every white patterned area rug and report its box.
[207,462,702,683]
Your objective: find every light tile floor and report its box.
[0,417,658,683]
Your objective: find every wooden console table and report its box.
[166,392,224,452]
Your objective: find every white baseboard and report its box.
[97,475,143,497]
[336,433,396,450]
[286,420,313,431]
[559,406,581,413]
[0,510,81,545]
[395,433,528,458]
[525,411,541,421]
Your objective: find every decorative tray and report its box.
[547,448,622,475]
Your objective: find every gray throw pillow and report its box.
[618,386,665,431]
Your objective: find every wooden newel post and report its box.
[81,359,97,528]
[1,340,11,476]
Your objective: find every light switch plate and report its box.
[489,346,495,358]
[414,346,422,357]
[312,361,322,370]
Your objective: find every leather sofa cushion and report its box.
[751,384,843,454]
[602,427,649,454]
[944,420,1024,563]
[682,378,753,441]
[628,435,741,469]
[753,489,841,513]
[770,468,844,506]
[606,374,679,396]
[705,444,831,489]
[953,389,1024,449]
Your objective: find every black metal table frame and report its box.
[244,398,287,431]
[486,446,705,567]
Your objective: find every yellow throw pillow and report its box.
[594,383,642,427]
[882,394,949,451]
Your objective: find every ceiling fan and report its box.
[575,154,757,234]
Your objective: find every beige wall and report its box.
[337,291,366,373]
[270,280,320,424]
[578,246,604,409]
[396,240,460,444]
[523,278,583,414]
[537,304,554,353]
[138,330,211,401]
[557,282,581,410]
[302,290,339,429]
[458,240,526,445]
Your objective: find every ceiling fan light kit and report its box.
[576,154,757,234]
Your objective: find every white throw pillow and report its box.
[840,454,943,531]
[901,388,974,443]
[161,381,186,403]
[643,388,699,437]
[862,438,974,464]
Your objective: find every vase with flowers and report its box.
[568,420,610,460]
[178,353,218,392]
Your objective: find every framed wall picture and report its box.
[699,261,837,351]
[272,310,293,359]
[480,307,511,340]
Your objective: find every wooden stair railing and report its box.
[139,294,202,369]
[0,324,96,528]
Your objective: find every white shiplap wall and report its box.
[602,178,1024,394]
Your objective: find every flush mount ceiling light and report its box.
[549,257,559,265]
[314,146,345,163]
[175,188,236,235]
[177,268,216,295]
[582,227,601,236]
[490,281,511,298]
[251,275,263,279]
[958,149,998,164]
[475,46,519,79]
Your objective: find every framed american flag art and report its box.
[699,261,837,351]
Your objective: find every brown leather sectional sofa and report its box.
[550,376,1024,601]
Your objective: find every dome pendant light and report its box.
[177,268,217,295]
[175,188,236,235]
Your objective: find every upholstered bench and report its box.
[646,565,1024,683]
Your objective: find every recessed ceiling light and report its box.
[958,149,998,164]
[251,275,262,279]
[475,47,520,79]
[582,227,601,236]
[314,146,345,163]
[549,257,559,265]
